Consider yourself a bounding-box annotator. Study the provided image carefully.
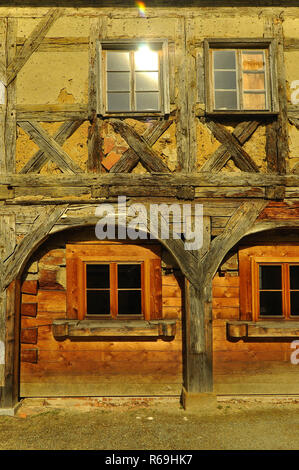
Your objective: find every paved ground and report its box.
[0,398,299,450]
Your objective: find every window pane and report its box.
[118,290,142,315]
[118,264,141,289]
[107,92,130,111]
[136,92,159,111]
[135,72,159,91]
[291,292,299,316]
[259,265,282,290]
[213,50,236,70]
[214,70,237,90]
[107,51,130,71]
[86,264,110,289]
[135,49,158,71]
[214,90,237,110]
[243,72,265,91]
[290,266,299,290]
[87,291,110,315]
[107,72,130,91]
[260,291,282,316]
[242,51,265,71]
[243,92,266,110]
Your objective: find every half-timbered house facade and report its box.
[0,0,299,412]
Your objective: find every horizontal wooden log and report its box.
[20,382,182,398]
[227,321,299,338]
[258,201,299,220]
[21,348,38,364]
[37,290,66,313]
[17,36,89,52]
[52,320,177,338]
[1,171,296,189]
[21,303,37,317]
[20,327,38,344]
[21,280,38,295]
[39,268,65,290]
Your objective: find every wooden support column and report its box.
[0,18,17,174]
[0,214,18,409]
[274,20,288,174]
[183,216,214,401]
[87,17,104,173]
[0,280,21,409]
[175,18,189,172]
[184,281,213,394]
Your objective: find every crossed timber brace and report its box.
[108,119,172,174]
[199,117,260,173]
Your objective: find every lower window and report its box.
[86,262,142,317]
[66,243,162,320]
[239,245,299,321]
[253,262,299,319]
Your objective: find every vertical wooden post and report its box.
[182,216,215,408]
[183,281,213,394]
[0,214,18,409]
[0,18,17,175]
[0,280,21,409]
[273,19,288,175]
[0,19,8,174]
[175,18,189,172]
[88,17,104,173]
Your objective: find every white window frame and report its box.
[204,38,279,115]
[97,39,170,117]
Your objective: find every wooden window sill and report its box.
[52,319,177,339]
[227,321,299,339]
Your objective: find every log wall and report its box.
[19,240,183,397]
[213,238,299,395]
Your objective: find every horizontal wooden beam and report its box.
[17,104,89,122]
[16,36,89,52]
[2,172,299,189]
[227,321,299,338]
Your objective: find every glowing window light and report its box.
[135,45,159,71]
[136,1,146,18]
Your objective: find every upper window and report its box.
[204,39,278,114]
[239,245,299,321]
[66,243,162,320]
[98,40,169,116]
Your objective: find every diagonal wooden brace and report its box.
[200,117,260,173]
[109,119,171,173]
[18,120,83,174]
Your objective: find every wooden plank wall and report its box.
[19,244,183,397]
[213,263,299,395]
